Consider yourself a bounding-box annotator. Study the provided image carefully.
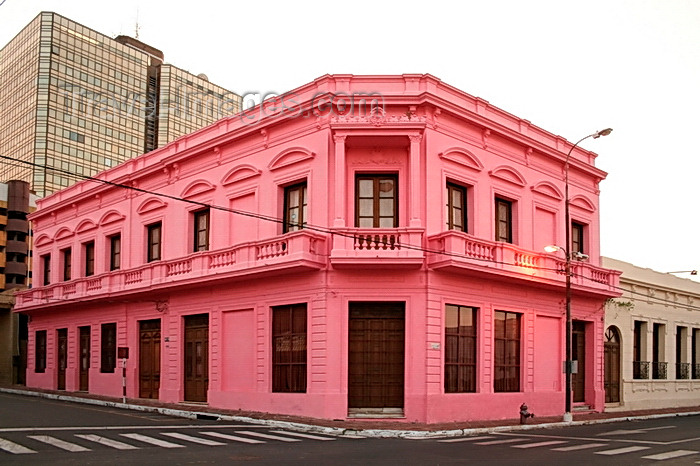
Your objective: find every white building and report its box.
[603,257,700,411]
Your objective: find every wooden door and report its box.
[572,321,586,403]
[139,319,161,399]
[57,328,67,390]
[79,326,90,391]
[604,327,621,403]
[348,302,405,410]
[184,314,209,402]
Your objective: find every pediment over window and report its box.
[530,181,563,200]
[438,147,484,171]
[136,197,167,214]
[34,234,52,247]
[99,210,125,226]
[76,219,97,233]
[181,180,216,199]
[488,166,526,187]
[222,164,262,186]
[570,195,596,212]
[268,147,316,171]
[55,227,74,240]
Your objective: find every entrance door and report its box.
[184,314,209,402]
[139,319,161,399]
[79,326,90,391]
[604,326,621,403]
[57,328,67,390]
[348,302,405,411]
[572,321,586,403]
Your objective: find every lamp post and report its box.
[551,128,612,423]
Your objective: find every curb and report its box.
[2,387,699,439]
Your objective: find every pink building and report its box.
[15,74,620,423]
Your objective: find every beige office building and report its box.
[0,12,241,197]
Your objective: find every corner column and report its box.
[409,133,423,227]
[333,134,347,227]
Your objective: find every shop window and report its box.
[272,303,307,393]
[494,311,520,392]
[100,323,116,373]
[445,304,477,392]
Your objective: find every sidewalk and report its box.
[1,385,699,438]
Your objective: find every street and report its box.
[1,392,700,465]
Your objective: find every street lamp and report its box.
[548,128,612,423]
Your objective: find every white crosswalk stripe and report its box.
[75,434,139,450]
[642,450,698,461]
[200,431,265,444]
[120,433,185,448]
[161,432,226,446]
[234,430,301,442]
[438,435,495,443]
[475,438,527,445]
[27,435,91,452]
[513,440,568,449]
[552,443,608,451]
[0,437,36,454]
[269,431,335,441]
[595,445,650,456]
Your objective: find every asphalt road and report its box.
[1,392,700,465]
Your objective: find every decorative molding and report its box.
[330,112,427,127]
[530,181,563,200]
[333,134,346,145]
[261,128,269,149]
[408,134,423,144]
[569,195,596,212]
[99,210,126,226]
[438,147,484,172]
[34,234,52,247]
[55,227,74,241]
[481,128,491,149]
[431,107,441,129]
[155,300,169,313]
[488,165,527,187]
[222,164,262,186]
[181,180,216,199]
[136,197,167,214]
[268,146,316,171]
[75,219,98,233]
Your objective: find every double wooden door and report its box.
[184,314,209,402]
[348,302,405,410]
[139,319,161,399]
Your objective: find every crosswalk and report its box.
[435,434,699,462]
[0,428,337,455]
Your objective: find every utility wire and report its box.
[6,153,700,312]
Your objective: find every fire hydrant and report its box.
[519,403,535,424]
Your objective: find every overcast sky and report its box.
[2,0,699,279]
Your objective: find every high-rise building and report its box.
[0,12,241,197]
[0,180,35,385]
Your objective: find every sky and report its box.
[1,0,699,279]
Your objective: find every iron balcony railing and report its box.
[676,362,690,380]
[652,361,668,380]
[633,360,649,379]
[694,364,700,380]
